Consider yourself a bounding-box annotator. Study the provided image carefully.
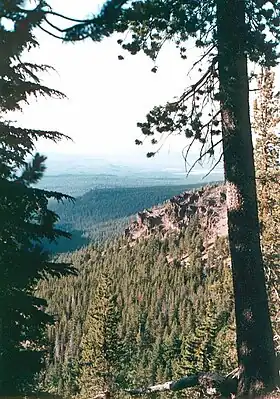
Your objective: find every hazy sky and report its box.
[9,0,210,167]
[10,0,278,168]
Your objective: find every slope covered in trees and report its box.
[49,183,218,252]
[37,220,236,398]
[37,164,279,398]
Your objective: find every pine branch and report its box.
[43,262,78,278]
[14,60,57,83]
[0,122,72,149]
[18,153,47,186]
[32,187,75,203]
[0,80,67,111]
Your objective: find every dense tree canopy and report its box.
[49,183,208,252]
[38,223,235,398]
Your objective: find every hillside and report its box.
[49,182,221,252]
[125,183,227,243]
[37,182,237,397]
[37,180,279,398]
[38,226,235,397]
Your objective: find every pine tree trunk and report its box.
[216,0,277,395]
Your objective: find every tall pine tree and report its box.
[175,302,229,377]
[0,2,76,393]
[78,275,126,399]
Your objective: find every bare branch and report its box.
[38,25,64,39]
[43,10,90,23]
[186,45,216,78]
[172,65,214,107]
[43,16,68,33]
[183,138,223,176]
[182,136,197,167]
[202,151,224,179]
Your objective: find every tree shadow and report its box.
[44,228,90,254]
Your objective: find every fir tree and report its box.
[176,302,226,377]
[253,68,280,354]
[0,2,76,394]
[78,274,126,399]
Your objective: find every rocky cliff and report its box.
[124,183,228,248]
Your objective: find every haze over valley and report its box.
[39,153,224,252]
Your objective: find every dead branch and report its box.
[183,138,223,176]
[38,25,64,39]
[124,371,238,397]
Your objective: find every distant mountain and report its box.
[37,170,224,197]
[38,151,224,176]
[42,154,133,176]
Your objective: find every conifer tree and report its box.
[253,68,280,354]
[176,302,227,377]
[0,2,76,394]
[78,275,126,399]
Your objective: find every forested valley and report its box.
[49,183,213,252]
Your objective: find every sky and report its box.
[7,0,279,170]
[7,0,212,168]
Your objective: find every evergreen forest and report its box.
[38,223,236,398]
[49,183,216,252]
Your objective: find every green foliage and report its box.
[0,2,76,394]
[49,183,208,252]
[63,0,280,67]
[37,223,236,396]
[78,274,126,398]
[176,303,219,375]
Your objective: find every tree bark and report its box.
[216,0,277,395]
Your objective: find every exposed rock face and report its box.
[124,183,228,245]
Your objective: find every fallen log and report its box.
[124,369,240,397]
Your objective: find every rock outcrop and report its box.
[124,183,228,246]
